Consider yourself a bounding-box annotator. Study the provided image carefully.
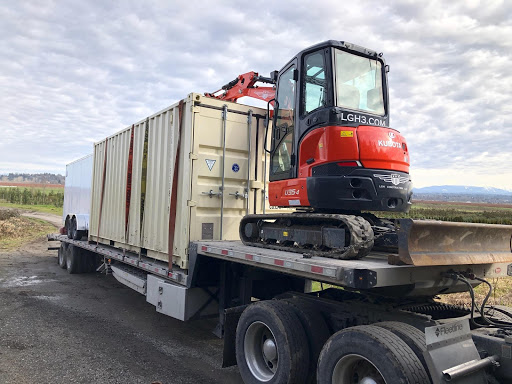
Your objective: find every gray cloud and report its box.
[0,0,511,188]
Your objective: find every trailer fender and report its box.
[73,214,89,231]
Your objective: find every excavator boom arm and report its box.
[205,71,275,103]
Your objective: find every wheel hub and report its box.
[262,338,277,362]
[244,321,279,382]
[333,354,386,384]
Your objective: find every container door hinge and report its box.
[189,152,198,160]
[187,200,197,207]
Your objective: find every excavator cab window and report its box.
[334,49,385,115]
[303,51,327,114]
[271,65,296,179]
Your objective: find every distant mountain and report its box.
[413,185,511,196]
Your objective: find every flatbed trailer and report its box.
[50,91,512,383]
[48,232,512,384]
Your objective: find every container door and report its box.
[189,104,261,241]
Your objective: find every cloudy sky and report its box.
[1,0,511,189]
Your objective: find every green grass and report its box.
[0,185,63,193]
[379,201,512,225]
[0,201,62,216]
[413,201,512,212]
[438,277,512,307]
[310,281,339,292]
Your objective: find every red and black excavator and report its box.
[207,40,413,259]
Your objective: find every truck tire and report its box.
[58,243,68,269]
[71,217,81,240]
[66,217,72,239]
[283,298,331,384]
[317,325,430,384]
[236,300,310,384]
[66,245,82,274]
[375,321,432,383]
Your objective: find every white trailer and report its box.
[49,93,512,384]
[63,154,93,240]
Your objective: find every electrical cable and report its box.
[455,275,483,328]
[474,276,512,329]
[454,273,512,330]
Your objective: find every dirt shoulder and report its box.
[0,206,61,228]
[19,210,61,228]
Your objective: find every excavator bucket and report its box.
[390,219,512,266]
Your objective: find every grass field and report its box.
[0,182,63,191]
[0,202,63,216]
[439,277,512,307]
[0,210,55,251]
[0,185,64,215]
[382,200,512,224]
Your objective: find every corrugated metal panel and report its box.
[143,108,174,256]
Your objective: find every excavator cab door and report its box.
[269,63,298,181]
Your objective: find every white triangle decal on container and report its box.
[205,159,216,171]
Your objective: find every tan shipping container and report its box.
[89,93,272,270]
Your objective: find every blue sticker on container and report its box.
[232,163,240,173]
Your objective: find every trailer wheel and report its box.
[283,298,331,383]
[66,217,72,239]
[375,321,431,383]
[70,217,81,240]
[58,243,68,269]
[66,245,82,274]
[317,325,430,384]
[236,300,309,384]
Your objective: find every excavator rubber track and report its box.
[239,213,375,260]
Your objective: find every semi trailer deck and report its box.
[48,233,511,297]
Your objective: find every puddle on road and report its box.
[0,275,56,288]
[33,295,62,301]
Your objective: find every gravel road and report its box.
[0,217,243,383]
[20,210,63,227]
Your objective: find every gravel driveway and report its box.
[0,218,242,383]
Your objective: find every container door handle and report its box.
[202,189,222,198]
[228,191,247,200]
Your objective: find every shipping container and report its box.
[89,93,270,269]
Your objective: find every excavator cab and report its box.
[268,40,412,213]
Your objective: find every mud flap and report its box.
[391,219,512,266]
[424,319,487,384]
[222,305,248,368]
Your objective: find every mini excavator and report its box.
[207,40,414,260]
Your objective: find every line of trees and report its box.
[0,187,64,207]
